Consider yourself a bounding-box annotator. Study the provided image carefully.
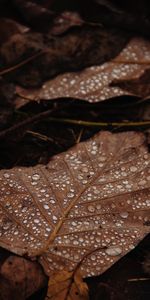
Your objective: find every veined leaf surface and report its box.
[0,131,149,279]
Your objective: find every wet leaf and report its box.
[0,130,149,296]
[46,270,89,300]
[111,68,150,99]
[16,37,150,106]
[1,22,129,90]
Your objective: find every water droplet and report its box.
[32,174,40,180]
[96,204,101,210]
[88,205,95,213]
[40,189,46,193]
[130,166,137,172]
[128,244,135,250]
[34,219,40,224]
[3,173,10,179]
[99,156,106,162]
[91,151,97,155]
[43,204,49,210]
[146,200,150,206]
[115,222,122,227]
[31,181,38,186]
[96,237,100,243]
[120,212,129,219]
[91,255,96,261]
[73,240,79,245]
[138,180,146,186]
[68,193,74,198]
[81,167,89,173]
[14,231,19,235]
[79,237,84,243]
[22,207,27,213]
[105,246,122,256]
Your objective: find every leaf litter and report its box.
[16,37,150,107]
[0,1,150,299]
[0,131,149,299]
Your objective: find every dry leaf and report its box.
[0,18,29,44]
[2,25,128,86]
[13,0,54,30]
[0,131,149,298]
[94,0,123,12]
[16,37,150,106]
[46,270,89,300]
[50,11,83,35]
[0,255,46,300]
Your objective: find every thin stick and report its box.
[46,117,150,127]
[0,51,44,76]
[0,102,74,139]
[128,278,150,282]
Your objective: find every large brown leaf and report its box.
[0,131,150,297]
[16,37,150,106]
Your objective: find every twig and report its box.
[46,117,150,127]
[26,130,54,143]
[0,51,45,76]
[128,278,150,282]
[0,102,74,140]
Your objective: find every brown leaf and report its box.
[0,131,149,299]
[13,0,54,30]
[16,37,150,107]
[111,68,150,99]
[0,255,47,300]
[1,25,128,87]
[0,18,29,44]
[46,270,89,300]
[94,0,123,13]
[50,11,83,35]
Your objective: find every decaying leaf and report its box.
[46,270,89,300]
[0,131,149,299]
[16,37,150,106]
[1,25,128,87]
[13,0,54,31]
[0,255,47,300]
[0,18,29,44]
[50,11,83,35]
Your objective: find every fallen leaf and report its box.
[0,255,47,300]
[94,0,150,14]
[0,131,149,299]
[3,24,127,88]
[143,252,150,275]
[111,68,150,99]
[0,18,29,44]
[46,270,89,300]
[15,37,150,107]
[13,0,54,30]
[94,0,123,13]
[50,11,83,35]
